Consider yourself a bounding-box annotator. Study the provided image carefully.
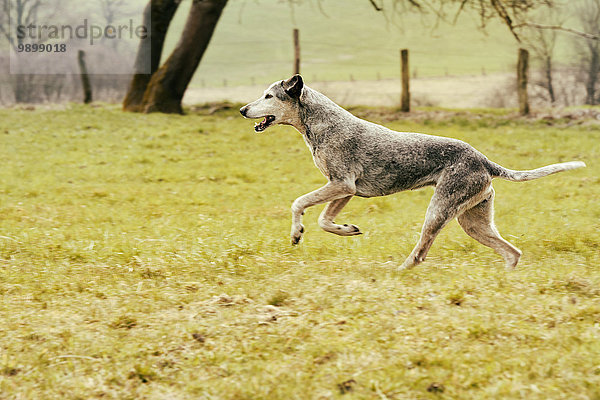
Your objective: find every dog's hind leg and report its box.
[457,187,521,269]
[399,165,492,271]
[318,196,362,236]
[398,197,456,271]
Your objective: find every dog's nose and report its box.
[239,106,247,117]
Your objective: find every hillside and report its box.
[162,0,574,89]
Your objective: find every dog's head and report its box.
[240,75,304,132]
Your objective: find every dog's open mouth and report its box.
[254,115,275,132]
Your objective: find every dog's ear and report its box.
[283,74,304,99]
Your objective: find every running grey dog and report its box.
[240,75,585,270]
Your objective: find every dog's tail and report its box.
[487,160,586,182]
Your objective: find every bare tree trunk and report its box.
[5,0,39,103]
[122,0,180,112]
[544,56,555,104]
[585,45,599,105]
[141,0,228,114]
[573,0,600,106]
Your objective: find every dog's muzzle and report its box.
[240,106,275,132]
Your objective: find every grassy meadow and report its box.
[0,104,599,399]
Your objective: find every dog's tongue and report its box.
[254,117,267,132]
[254,116,272,132]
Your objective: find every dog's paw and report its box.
[333,223,362,237]
[341,223,362,236]
[398,257,418,271]
[291,224,305,245]
[320,221,363,236]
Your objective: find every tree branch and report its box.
[514,22,600,41]
[490,0,521,42]
[368,0,382,11]
[24,0,42,27]
[452,0,469,24]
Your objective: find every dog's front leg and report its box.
[291,180,356,244]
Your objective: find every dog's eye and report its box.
[265,94,273,99]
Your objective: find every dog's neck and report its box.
[290,86,355,149]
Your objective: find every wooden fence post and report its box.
[517,48,529,116]
[293,28,300,75]
[400,48,410,112]
[77,50,92,104]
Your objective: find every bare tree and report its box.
[0,0,44,102]
[0,0,44,52]
[1,0,143,103]
[522,8,564,104]
[139,0,227,114]
[573,0,600,105]
[123,0,227,114]
[373,0,557,42]
[122,0,181,112]
[0,0,76,103]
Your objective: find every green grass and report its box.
[0,104,599,399]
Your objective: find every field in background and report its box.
[172,0,581,108]
[0,105,598,399]
[183,73,513,108]
[166,0,535,87]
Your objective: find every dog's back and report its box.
[297,90,494,197]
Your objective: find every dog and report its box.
[240,75,585,270]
